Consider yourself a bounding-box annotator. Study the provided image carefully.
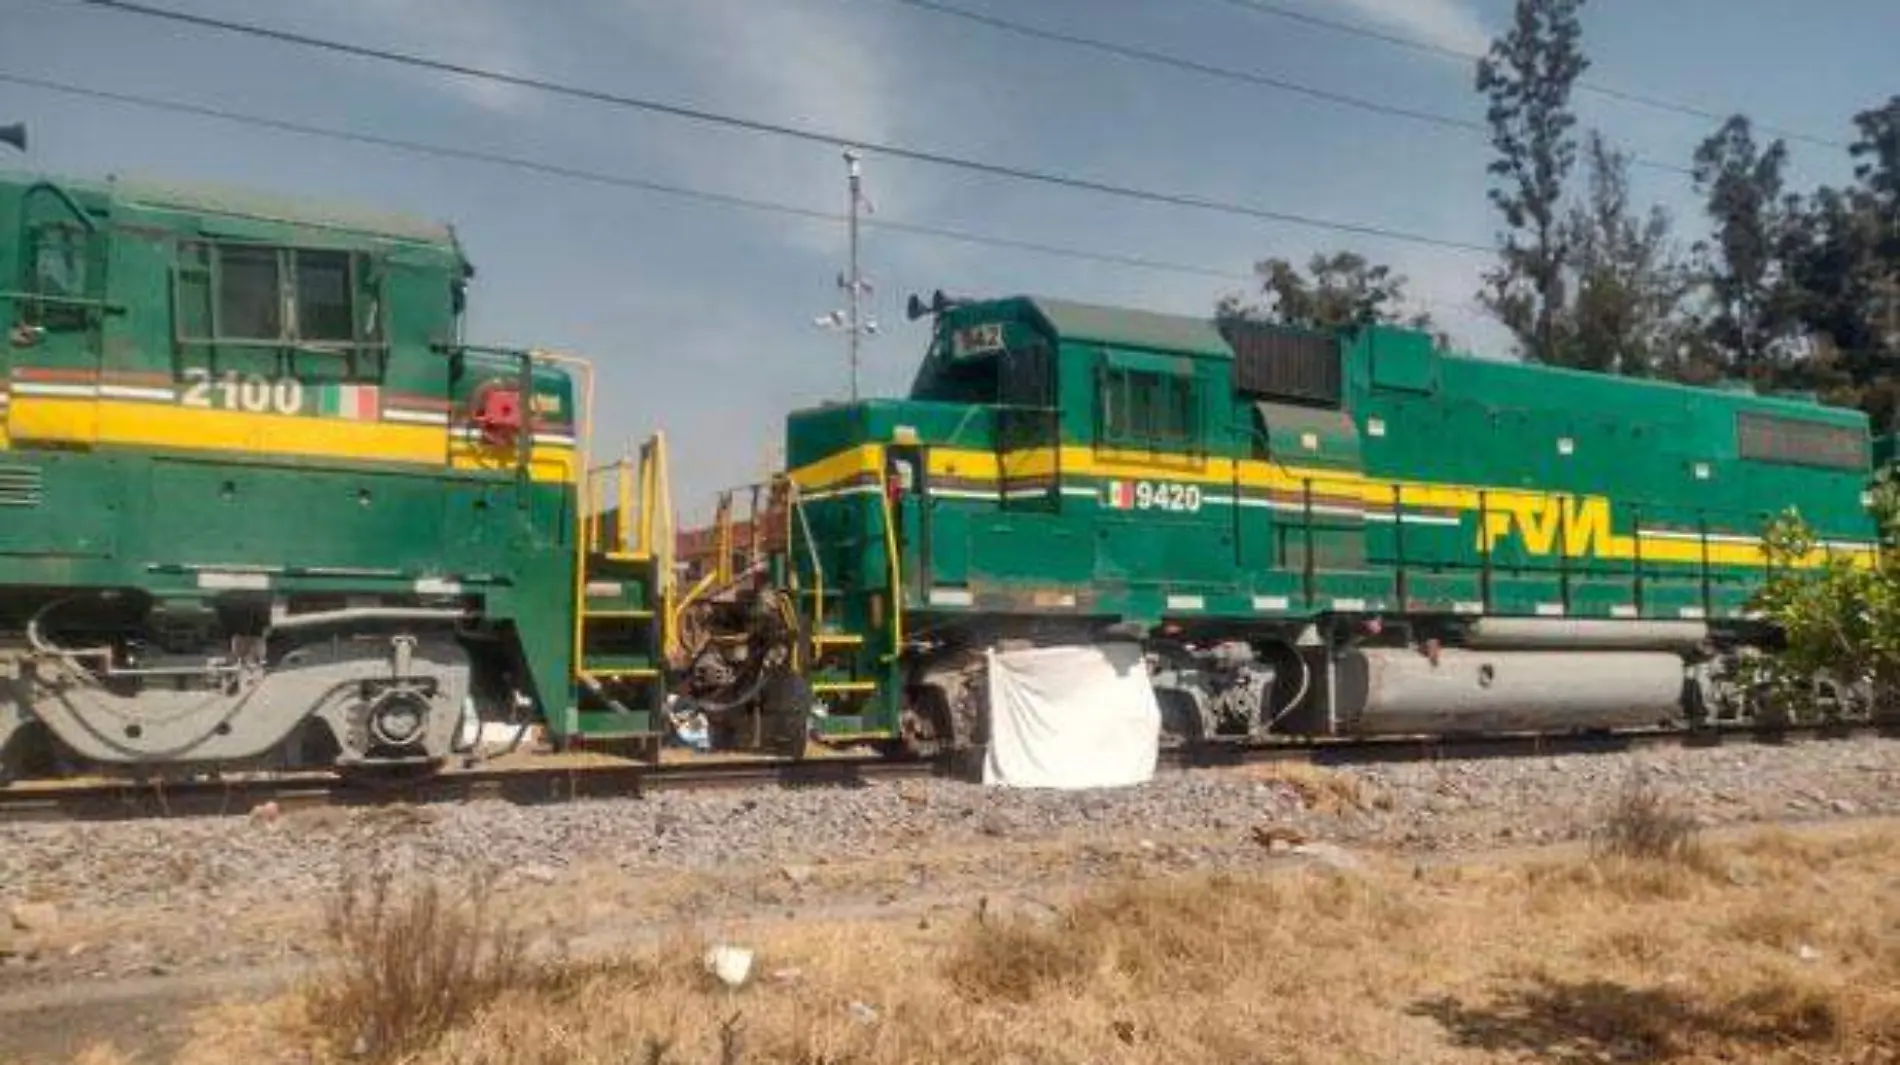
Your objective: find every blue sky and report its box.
[4,0,1897,517]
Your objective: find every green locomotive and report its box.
[0,170,619,777]
[0,166,1882,781]
[771,293,1877,751]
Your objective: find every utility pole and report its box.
[846,149,864,402]
[815,148,876,402]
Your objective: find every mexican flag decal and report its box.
[1104,480,1136,509]
[317,383,380,420]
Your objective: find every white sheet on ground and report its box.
[982,642,1160,789]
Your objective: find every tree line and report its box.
[1217,0,1900,431]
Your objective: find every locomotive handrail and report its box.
[25,181,96,233]
[786,481,828,667]
[878,482,905,659]
[169,336,386,353]
[938,404,989,449]
[1264,458,1866,619]
[621,452,638,555]
[580,438,674,562]
[671,569,720,651]
[0,290,125,314]
[583,457,643,557]
[1632,502,1646,613]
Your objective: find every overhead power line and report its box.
[0,72,1242,289]
[2,72,1478,321]
[1210,0,1476,64]
[38,0,1493,254]
[1205,0,1848,151]
[877,0,1693,177]
[882,0,1484,135]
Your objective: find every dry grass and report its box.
[13,1042,142,1065]
[1591,768,1707,866]
[74,814,1900,1065]
[302,869,539,1063]
[64,1047,135,1065]
[1242,760,1389,813]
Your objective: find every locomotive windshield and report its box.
[908,333,999,403]
[910,317,1023,404]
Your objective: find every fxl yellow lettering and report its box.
[1478,496,1630,559]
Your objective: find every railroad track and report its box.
[0,722,1880,824]
[0,754,946,824]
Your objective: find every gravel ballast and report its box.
[2,736,1899,986]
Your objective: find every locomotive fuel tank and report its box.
[1331,647,1686,735]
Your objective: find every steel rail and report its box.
[0,755,942,823]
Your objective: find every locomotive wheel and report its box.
[0,725,62,786]
[759,671,812,760]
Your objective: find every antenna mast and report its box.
[815,148,877,402]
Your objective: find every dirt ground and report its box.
[8,775,1900,1064]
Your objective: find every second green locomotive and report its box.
[772,293,1875,752]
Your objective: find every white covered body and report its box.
[982,642,1161,789]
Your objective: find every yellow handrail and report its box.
[790,482,824,652]
[620,447,636,555]
[878,484,904,656]
[670,569,718,656]
[576,448,665,561]
[713,491,735,584]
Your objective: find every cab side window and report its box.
[295,250,356,341]
[1100,360,1197,449]
[23,221,98,332]
[177,242,384,350]
[215,245,281,340]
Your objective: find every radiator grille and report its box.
[1222,321,1342,407]
[1736,412,1865,471]
[0,463,43,508]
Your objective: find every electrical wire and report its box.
[882,0,1487,135]
[874,0,1694,177]
[1203,0,1850,151]
[0,70,1482,322]
[32,0,1493,253]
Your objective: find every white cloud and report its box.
[1324,0,1490,58]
